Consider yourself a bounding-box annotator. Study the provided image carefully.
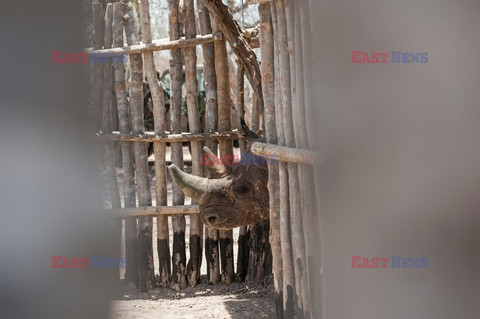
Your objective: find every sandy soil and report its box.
[110,277,275,319]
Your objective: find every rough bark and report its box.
[138,0,171,288]
[184,0,203,287]
[91,1,104,132]
[108,205,199,218]
[96,131,244,143]
[202,0,264,113]
[247,219,271,281]
[298,2,322,318]
[235,60,247,154]
[89,33,221,55]
[168,0,187,289]
[197,0,220,285]
[271,3,296,317]
[211,17,235,284]
[293,2,316,318]
[123,2,155,292]
[102,2,122,285]
[112,1,138,288]
[276,0,308,315]
[235,61,249,282]
[258,3,284,318]
[237,225,249,281]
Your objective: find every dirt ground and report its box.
[110,277,275,319]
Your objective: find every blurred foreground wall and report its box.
[309,1,480,318]
[0,1,115,318]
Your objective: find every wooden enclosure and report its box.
[90,0,321,318]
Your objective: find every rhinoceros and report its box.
[168,121,270,229]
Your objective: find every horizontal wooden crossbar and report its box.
[86,30,259,55]
[88,33,221,55]
[108,205,199,218]
[250,141,321,165]
[96,131,244,142]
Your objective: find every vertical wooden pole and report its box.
[271,2,296,317]
[102,2,122,284]
[297,2,322,317]
[276,0,310,316]
[184,0,203,286]
[259,2,284,317]
[168,0,187,289]
[293,2,317,318]
[211,18,235,285]
[285,0,310,316]
[123,1,154,292]
[235,61,249,282]
[112,1,138,287]
[246,43,270,282]
[138,0,171,288]
[196,0,220,285]
[91,0,104,132]
[247,83,271,283]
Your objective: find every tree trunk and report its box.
[271,2,296,317]
[168,0,187,289]
[184,0,204,287]
[123,2,155,292]
[91,1,104,132]
[138,0,171,288]
[211,17,235,285]
[235,59,250,282]
[197,0,220,285]
[259,2,284,318]
[112,1,138,288]
[102,2,122,285]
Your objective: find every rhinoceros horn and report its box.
[168,164,209,203]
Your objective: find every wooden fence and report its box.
[90,0,320,318]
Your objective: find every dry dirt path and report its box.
[110,279,275,319]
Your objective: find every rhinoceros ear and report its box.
[240,117,259,143]
[203,146,231,178]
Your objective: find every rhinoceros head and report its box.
[168,121,269,230]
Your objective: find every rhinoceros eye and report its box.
[234,185,250,198]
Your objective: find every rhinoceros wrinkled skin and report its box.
[168,120,270,230]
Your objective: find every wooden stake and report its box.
[108,205,200,218]
[168,0,188,289]
[123,2,155,292]
[202,0,264,112]
[96,131,244,143]
[89,33,222,55]
[258,2,283,317]
[197,0,221,285]
[211,16,235,285]
[91,1,104,132]
[235,60,249,282]
[298,2,322,317]
[184,0,203,287]
[112,1,138,288]
[271,2,296,317]
[102,2,122,285]
[276,0,310,316]
[138,0,171,289]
